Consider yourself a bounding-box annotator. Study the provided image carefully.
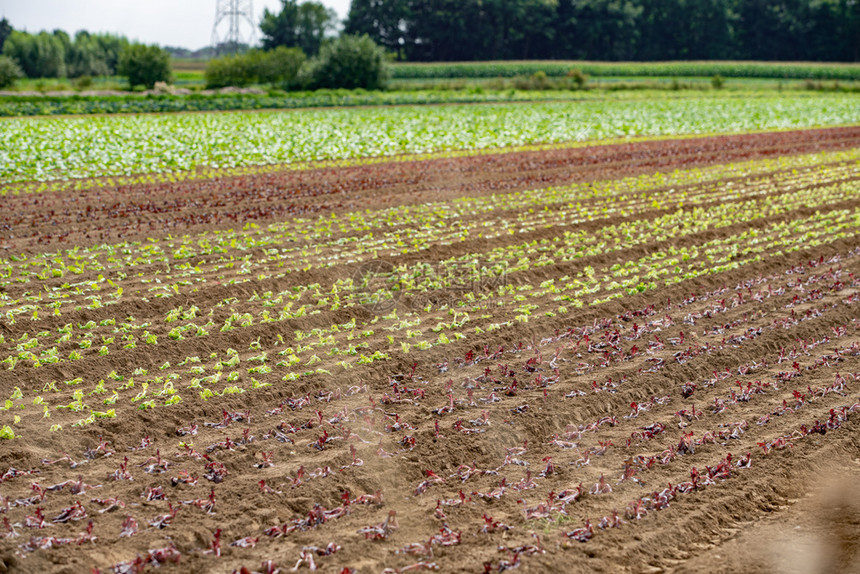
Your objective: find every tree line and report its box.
[0,24,128,78]
[4,0,860,91]
[204,1,386,90]
[343,0,860,62]
[0,21,174,89]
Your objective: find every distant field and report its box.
[173,57,860,81]
[391,60,860,80]
[386,75,829,91]
[1,60,857,119]
[172,57,208,72]
[6,60,859,99]
[0,88,753,118]
[5,94,860,184]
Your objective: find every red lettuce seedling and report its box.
[259,480,282,495]
[149,503,178,529]
[24,508,48,529]
[205,528,222,557]
[358,510,399,540]
[566,519,593,542]
[382,562,439,574]
[119,515,138,538]
[231,536,259,548]
[589,474,612,495]
[110,457,133,481]
[91,497,125,513]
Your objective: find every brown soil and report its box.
[3,125,860,253]
[1,126,860,574]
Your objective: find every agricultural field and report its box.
[1,97,860,573]
[389,60,860,81]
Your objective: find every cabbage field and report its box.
[4,94,860,184]
[1,98,860,574]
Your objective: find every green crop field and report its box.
[3,93,860,184]
[391,60,860,80]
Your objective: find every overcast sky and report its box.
[0,0,352,50]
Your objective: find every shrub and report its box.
[509,69,587,91]
[531,71,551,90]
[118,43,172,90]
[257,46,305,89]
[205,48,306,90]
[304,34,388,90]
[0,55,22,88]
[567,68,588,89]
[74,75,93,90]
[711,74,725,89]
[513,71,554,90]
[205,53,259,88]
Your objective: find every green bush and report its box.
[74,75,93,90]
[118,43,172,90]
[205,53,259,88]
[0,55,22,88]
[257,47,306,89]
[531,70,551,90]
[205,47,306,90]
[304,34,388,90]
[567,68,587,89]
[509,69,587,91]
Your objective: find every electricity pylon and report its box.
[212,0,256,56]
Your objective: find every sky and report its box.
[0,0,352,50]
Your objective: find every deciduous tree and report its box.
[118,43,172,89]
[261,0,338,56]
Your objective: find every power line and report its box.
[211,0,256,56]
